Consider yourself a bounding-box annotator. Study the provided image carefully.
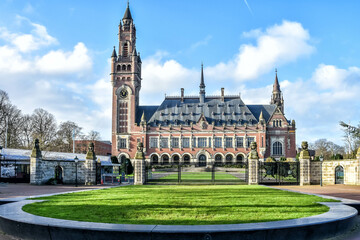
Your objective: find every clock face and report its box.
[120,89,128,98]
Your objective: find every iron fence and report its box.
[259,161,299,185]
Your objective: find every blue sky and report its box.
[0,0,359,148]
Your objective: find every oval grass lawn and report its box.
[22,185,337,225]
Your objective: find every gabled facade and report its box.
[111,4,296,164]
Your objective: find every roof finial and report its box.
[275,68,277,73]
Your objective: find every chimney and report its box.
[221,88,224,102]
[181,88,184,103]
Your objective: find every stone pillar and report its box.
[85,143,97,185]
[30,139,43,185]
[248,142,259,185]
[299,141,311,186]
[134,142,146,185]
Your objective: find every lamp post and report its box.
[74,156,79,187]
[319,155,324,187]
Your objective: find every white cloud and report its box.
[141,53,198,105]
[0,18,58,52]
[35,42,92,74]
[207,20,315,82]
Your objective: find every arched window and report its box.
[273,141,283,155]
[127,65,131,71]
[273,121,276,127]
[236,155,243,164]
[123,43,128,57]
[215,154,222,164]
[199,154,207,167]
[117,65,121,71]
[162,155,169,165]
[173,155,180,164]
[183,155,191,164]
[122,65,126,71]
[151,155,159,164]
[226,155,233,164]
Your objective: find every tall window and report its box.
[182,138,190,148]
[160,137,168,148]
[273,141,283,155]
[162,155,169,164]
[236,155,243,163]
[118,102,128,133]
[183,155,191,164]
[173,155,180,164]
[172,138,179,148]
[150,138,158,148]
[214,137,222,148]
[118,138,127,149]
[225,137,233,148]
[226,155,233,164]
[123,43,128,57]
[151,155,159,164]
[247,137,255,148]
[236,137,244,148]
[192,137,196,148]
[198,138,207,148]
[215,154,222,164]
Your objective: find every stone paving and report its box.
[276,185,360,201]
[0,183,114,200]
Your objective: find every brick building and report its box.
[111,4,296,164]
[75,140,112,156]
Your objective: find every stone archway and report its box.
[335,165,344,184]
[199,154,207,167]
[54,166,63,184]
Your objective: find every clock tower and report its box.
[111,2,142,154]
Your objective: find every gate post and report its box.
[85,143,97,185]
[134,142,146,185]
[248,142,259,185]
[299,141,311,186]
[30,139,43,185]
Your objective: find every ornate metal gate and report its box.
[259,161,300,185]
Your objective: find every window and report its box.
[117,65,120,71]
[127,65,131,71]
[247,137,255,148]
[152,155,159,164]
[123,43,128,57]
[214,137,222,148]
[192,137,196,148]
[198,137,207,148]
[273,141,283,155]
[122,65,126,71]
[172,137,179,148]
[236,137,244,148]
[226,155,233,164]
[118,138,127,149]
[208,137,212,148]
[162,155,169,164]
[215,154,222,164]
[182,138,190,148]
[236,155,243,163]
[150,138,158,148]
[160,137,168,148]
[173,155,180,164]
[183,155,191,164]
[225,137,233,148]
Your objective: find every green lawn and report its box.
[22,185,337,225]
[159,172,239,180]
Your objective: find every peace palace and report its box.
[111,4,296,166]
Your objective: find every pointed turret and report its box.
[141,111,146,122]
[111,46,117,58]
[271,68,284,113]
[123,1,132,20]
[259,110,265,124]
[199,63,205,103]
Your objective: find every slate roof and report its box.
[137,96,277,127]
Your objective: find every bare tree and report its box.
[31,108,57,150]
[87,130,101,141]
[55,121,82,152]
[312,138,345,160]
[340,121,360,155]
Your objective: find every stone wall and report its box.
[322,159,359,185]
[30,158,86,185]
[310,161,321,185]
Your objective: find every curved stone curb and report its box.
[0,200,357,240]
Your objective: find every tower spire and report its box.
[271,68,284,113]
[123,1,132,20]
[199,63,205,103]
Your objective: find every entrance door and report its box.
[54,166,63,184]
[335,166,344,184]
[199,154,207,167]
